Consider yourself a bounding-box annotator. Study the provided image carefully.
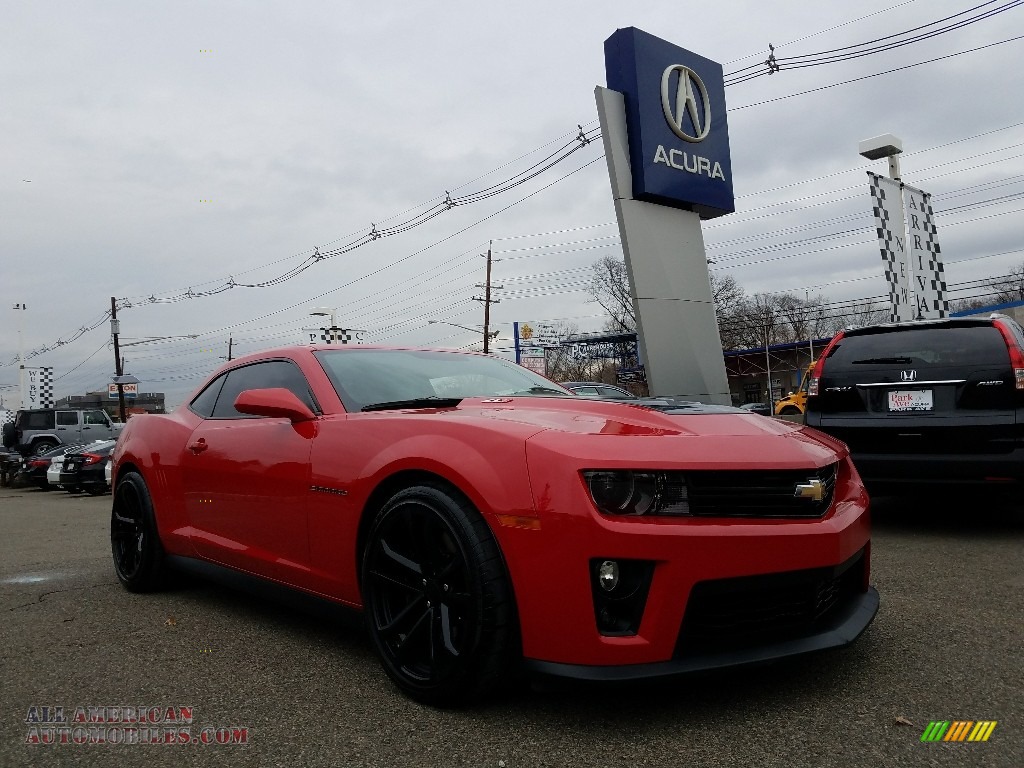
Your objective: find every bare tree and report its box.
[948,297,988,314]
[986,263,1024,305]
[540,322,597,382]
[589,256,635,332]
[827,302,890,333]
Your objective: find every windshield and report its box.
[314,349,570,412]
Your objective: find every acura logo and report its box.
[661,65,711,143]
[900,370,918,382]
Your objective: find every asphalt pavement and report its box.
[1,484,1021,767]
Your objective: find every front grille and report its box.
[685,464,837,518]
[675,549,865,656]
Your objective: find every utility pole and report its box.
[110,297,127,423]
[472,241,501,353]
[227,336,233,361]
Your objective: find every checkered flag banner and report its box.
[302,327,367,345]
[903,184,948,319]
[868,172,912,322]
[22,366,54,408]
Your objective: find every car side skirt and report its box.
[164,555,364,629]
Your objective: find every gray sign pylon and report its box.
[596,86,732,405]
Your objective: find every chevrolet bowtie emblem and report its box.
[794,478,824,502]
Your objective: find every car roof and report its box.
[842,314,1011,336]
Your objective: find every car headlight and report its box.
[583,470,690,516]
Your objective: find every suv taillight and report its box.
[808,331,845,397]
[993,320,1024,390]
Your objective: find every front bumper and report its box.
[502,447,873,670]
[526,585,878,681]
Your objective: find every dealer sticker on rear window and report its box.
[888,390,933,412]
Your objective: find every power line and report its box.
[725,1,1023,85]
[732,34,1024,110]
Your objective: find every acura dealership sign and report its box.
[605,27,734,218]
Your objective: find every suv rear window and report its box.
[827,326,1009,369]
[17,411,55,430]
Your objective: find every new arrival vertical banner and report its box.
[903,184,948,319]
[868,172,912,322]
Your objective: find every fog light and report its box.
[597,560,619,592]
[589,558,655,636]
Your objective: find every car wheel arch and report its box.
[116,460,143,487]
[356,469,501,589]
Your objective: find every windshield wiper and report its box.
[361,397,463,412]
[852,357,914,365]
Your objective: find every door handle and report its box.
[188,439,208,454]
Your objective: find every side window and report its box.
[573,387,600,397]
[190,375,227,419]
[211,361,318,419]
[56,412,79,426]
[23,411,55,430]
[83,411,109,426]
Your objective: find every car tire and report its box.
[779,407,802,415]
[32,439,58,456]
[361,483,516,707]
[110,471,167,592]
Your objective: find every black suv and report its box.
[804,315,1024,491]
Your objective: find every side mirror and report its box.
[234,388,316,423]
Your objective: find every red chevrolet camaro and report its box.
[110,346,878,705]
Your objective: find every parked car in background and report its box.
[46,454,64,489]
[58,440,117,495]
[739,402,772,416]
[805,315,1024,491]
[110,345,876,705]
[2,408,123,455]
[562,382,637,399]
[19,442,88,490]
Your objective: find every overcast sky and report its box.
[3,0,1023,408]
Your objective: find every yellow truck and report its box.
[774,363,814,416]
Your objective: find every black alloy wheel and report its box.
[110,471,166,592]
[361,483,516,706]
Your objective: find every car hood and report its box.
[438,397,844,469]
